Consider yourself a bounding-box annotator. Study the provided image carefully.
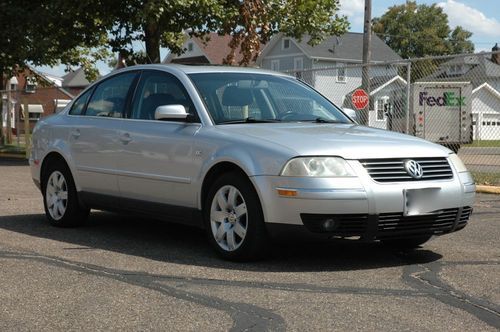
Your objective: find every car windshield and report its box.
[188,73,351,124]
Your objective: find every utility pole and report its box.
[361,0,372,126]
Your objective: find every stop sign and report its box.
[351,89,369,110]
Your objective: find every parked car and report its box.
[29,64,476,260]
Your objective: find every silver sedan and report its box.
[29,64,475,260]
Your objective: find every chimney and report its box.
[492,43,500,65]
[115,51,128,69]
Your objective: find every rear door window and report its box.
[85,72,138,118]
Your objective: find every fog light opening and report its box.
[322,218,337,231]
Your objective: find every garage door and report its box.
[480,113,500,140]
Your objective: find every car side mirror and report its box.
[154,105,189,121]
[342,108,358,123]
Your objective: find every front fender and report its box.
[193,142,293,210]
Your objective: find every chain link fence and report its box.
[1,85,76,154]
[1,52,499,185]
[287,51,500,185]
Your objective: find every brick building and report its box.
[2,66,89,135]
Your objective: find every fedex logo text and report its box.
[419,91,465,107]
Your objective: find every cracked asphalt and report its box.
[0,159,499,331]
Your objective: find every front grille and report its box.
[377,208,459,238]
[455,206,473,230]
[300,206,471,237]
[360,157,453,182]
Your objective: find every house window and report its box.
[336,63,346,82]
[294,57,303,79]
[282,38,290,49]
[25,76,37,93]
[21,104,44,120]
[187,42,193,52]
[376,97,389,121]
[271,59,280,72]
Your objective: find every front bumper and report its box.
[251,160,475,239]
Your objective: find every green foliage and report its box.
[471,172,500,186]
[80,0,349,66]
[0,1,111,84]
[216,0,350,65]
[372,1,474,58]
[1,0,348,86]
[450,26,475,54]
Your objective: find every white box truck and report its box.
[411,82,472,152]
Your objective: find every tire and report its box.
[382,235,432,250]
[204,172,268,261]
[42,159,89,227]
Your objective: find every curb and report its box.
[0,153,26,159]
[476,185,500,195]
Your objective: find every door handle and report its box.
[71,129,80,138]
[120,132,132,144]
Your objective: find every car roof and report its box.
[110,63,289,77]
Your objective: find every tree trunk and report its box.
[144,21,161,63]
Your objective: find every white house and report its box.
[256,32,403,127]
[472,83,500,140]
[422,46,500,140]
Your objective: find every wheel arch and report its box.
[40,151,78,191]
[200,161,265,216]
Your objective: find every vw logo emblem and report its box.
[403,160,423,179]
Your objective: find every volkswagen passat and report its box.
[29,65,475,260]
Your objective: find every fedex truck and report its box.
[411,82,472,152]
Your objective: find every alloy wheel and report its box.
[210,185,248,251]
[45,171,68,221]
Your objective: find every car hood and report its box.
[216,123,451,159]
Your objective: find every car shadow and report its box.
[0,211,443,272]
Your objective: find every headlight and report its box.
[448,153,468,172]
[281,157,355,177]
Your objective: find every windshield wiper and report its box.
[219,117,281,124]
[313,117,343,123]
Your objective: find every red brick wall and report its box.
[7,69,75,134]
[13,69,74,117]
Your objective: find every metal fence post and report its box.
[405,61,411,134]
[23,99,30,159]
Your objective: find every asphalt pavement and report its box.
[0,159,499,331]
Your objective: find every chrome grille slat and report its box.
[377,208,459,236]
[360,157,453,182]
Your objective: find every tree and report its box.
[217,0,350,65]
[0,1,111,143]
[0,1,110,82]
[74,0,348,66]
[450,26,474,54]
[372,1,474,59]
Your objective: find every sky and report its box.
[37,0,500,78]
[340,0,500,52]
